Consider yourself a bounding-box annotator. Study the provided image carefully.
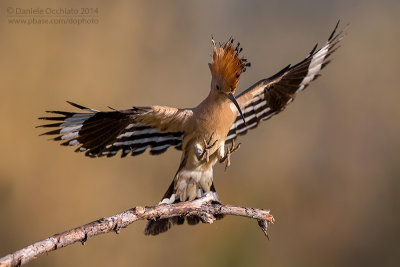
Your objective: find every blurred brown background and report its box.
[0,0,399,266]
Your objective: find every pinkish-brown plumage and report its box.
[38,22,346,235]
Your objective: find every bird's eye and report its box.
[216,85,220,90]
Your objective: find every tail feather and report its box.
[144,182,224,236]
[186,215,201,225]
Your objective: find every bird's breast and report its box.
[181,102,235,169]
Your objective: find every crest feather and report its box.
[209,37,250,91]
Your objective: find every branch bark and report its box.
[0,194,274,267]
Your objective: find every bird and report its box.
[38,22,346,235]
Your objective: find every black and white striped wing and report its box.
[38,102,184,158]
[226,22,345,144]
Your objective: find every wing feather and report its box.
[227,21,346,144]
[38,102,192,158]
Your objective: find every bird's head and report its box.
[209,37,250,123]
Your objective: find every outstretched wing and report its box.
[226,21,346,143]
[37,102,192,157]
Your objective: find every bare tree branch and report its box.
[0,194,274,267]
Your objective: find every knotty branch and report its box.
[0,194,274,267]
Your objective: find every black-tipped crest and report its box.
[209,36,251,92]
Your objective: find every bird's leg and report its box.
[219,139,241,171]
[199,133,218,163]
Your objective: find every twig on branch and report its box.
[0,194,274,267]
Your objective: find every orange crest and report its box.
[209,37,250,92]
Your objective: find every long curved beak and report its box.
[227,92,246,125]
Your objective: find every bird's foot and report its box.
[220,139,241,171]
[200,133,218,163]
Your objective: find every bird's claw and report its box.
[220,139,241,171]
[200,133,218,162]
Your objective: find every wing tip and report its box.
[309,43,318,56]
[66,101,89,110]
[328,20,340,41]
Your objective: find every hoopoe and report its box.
[38,22,345,235]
